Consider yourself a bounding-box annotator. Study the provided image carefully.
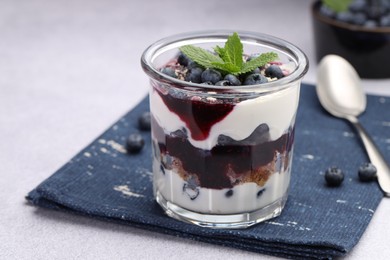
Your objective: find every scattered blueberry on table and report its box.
[125,112,152,155]
[126,133,145,153]
[138,111,151,131]
[325,167,345,187]
[358,162,377,182]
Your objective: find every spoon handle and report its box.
[348,116,390,196]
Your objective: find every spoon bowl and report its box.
[316,55,390,196]
[317,55,366,118]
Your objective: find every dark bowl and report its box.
[312,1,390,79]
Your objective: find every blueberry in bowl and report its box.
[312,0,390,78]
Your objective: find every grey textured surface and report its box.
[1,0,389,259]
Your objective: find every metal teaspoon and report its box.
[316,54,390,196]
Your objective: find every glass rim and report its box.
[141,30,309,92]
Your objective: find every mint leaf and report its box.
[214,46,229,62]
[211,61,241,74]
[179,45,223,68]
[322,0,352,12]
[224,32,243,69]
[240,52,278,75]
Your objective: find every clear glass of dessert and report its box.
[141,31,308,229]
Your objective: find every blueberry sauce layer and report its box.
[152,116,294,190]
[156,88,234,141]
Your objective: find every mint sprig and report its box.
[179,32,278,76]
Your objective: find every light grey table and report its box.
[1,0,389,259]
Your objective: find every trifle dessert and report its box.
[141,31,308,228]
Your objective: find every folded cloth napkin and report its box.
[27,84,389,259]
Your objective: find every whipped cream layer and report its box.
[150,82,300,150]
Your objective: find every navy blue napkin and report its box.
[27,84,389,259]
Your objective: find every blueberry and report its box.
[178,52,190,66]
[161,154,173,169]
[351,12,367,25]
[183,182,199,200]
[325,167,344,187]
[217,134,237,146]
[381,0,390,12]
[265,65,284,79]
[380,15,390,27]
[358,163,377,182]
[126,133,145,153]
[257,188,266,198]
[171,128,187,139]
[336,11,354,23]
[201,68,222,84]
[201,81,213,85]
[349,0,367,13]
[185,67,203,83]
[246,53,260,61]
[187,176,198,189]
[160,67,177,78]
[243,123,270,145]
[138,111,151,131]
[218,123,270,146]
[187,61,199,70]
[243,73,268,85]
[252,67,261,74]
[224,74,241,86]
[215,80,232,86]
[168,88,186,99]
[364,20,377,28]
[319,4,335,18]
[225,189,234,198]
[367,4,385,20]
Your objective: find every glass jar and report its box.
[141,30,308,228]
